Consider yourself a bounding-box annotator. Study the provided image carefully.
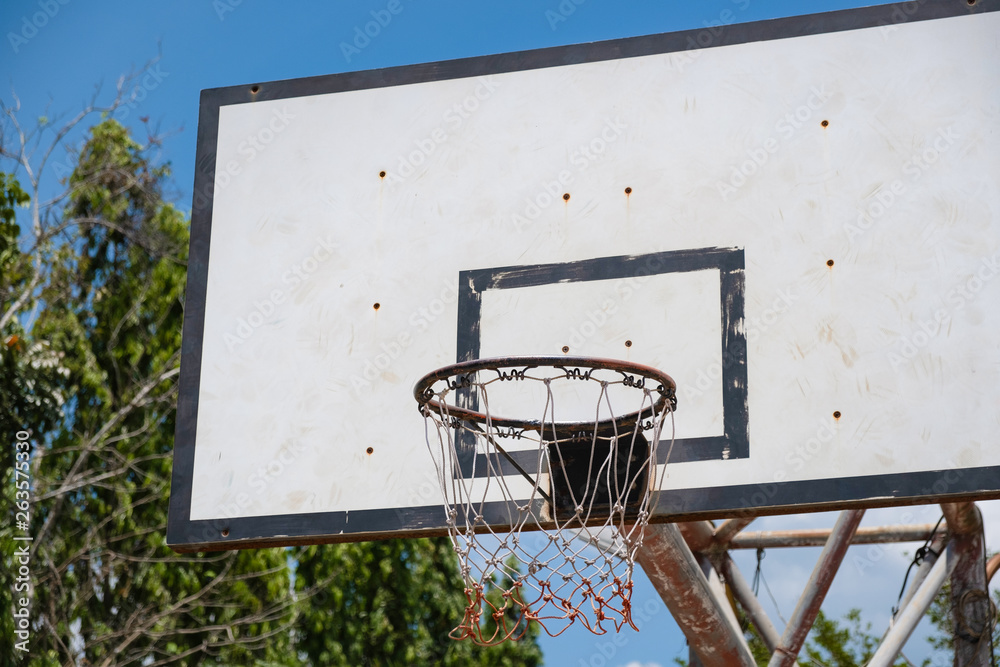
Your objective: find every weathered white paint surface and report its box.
[191,12,1000,521]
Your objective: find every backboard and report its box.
[168,0,1000,552]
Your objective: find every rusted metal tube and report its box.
[718,553,782,653]
[695,553,743,644]
[941,502,991,667]
[868,541,956,667]
[730,523,942,549]
[766,509,865,667]
[713,517,756,546]
[940,502,981,536]
[677,520,716,552]
[636,523,756,667]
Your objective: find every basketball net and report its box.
[417,358,676,644]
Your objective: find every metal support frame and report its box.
[766,509,866,667]
[729,523,945,549]
[689,553,743,667]
[677,520,716,552]
[717,553,782,652]
[988,553,1000,583]
[634,502,991,667]
[941,502,993,667]
[895,531,948,619]
[869,540,958,667]
[636,523,756,667]
[713,517,757,545]
[696,552,742,635]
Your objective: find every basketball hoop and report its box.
[414,356,677,644]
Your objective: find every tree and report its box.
[1,91,543,665]
[295,538,542,667]
[1,98,301,664]
[797,609,904,667]
[1,170,41,662]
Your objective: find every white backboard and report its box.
[169,1,1000,551]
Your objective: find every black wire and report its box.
[752,547,764,596]
[891,515,945,618]
[749,547,788,625]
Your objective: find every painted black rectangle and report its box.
[454,247,749,475]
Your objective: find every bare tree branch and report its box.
[32,357,180,558]
[0,56,171,333]
[98,555,238,667]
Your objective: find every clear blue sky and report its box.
[3,1,995,665]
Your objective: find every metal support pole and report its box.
[730,523,944,549]
[766,509,865,667]
[718,553,782,653]
[696,553,742,636]
[713,517,756,546]
[894,532,948,618]
[868,541,957,667]
[690,554,730,667]
[941,502,992,667]
[677,520,716,552]
[636,523,756,667]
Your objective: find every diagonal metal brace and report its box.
[766,509,865,667]
[636,523,756,667]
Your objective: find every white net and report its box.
[417,358,676,644]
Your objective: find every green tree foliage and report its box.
[0,167,67,447]
[797,609,905,667]
[2,108,543,665]
[2,117,297,665]
[295,538,542,667]
[2,171,36,662]
[0,171,29,268]
[0,171,53,434]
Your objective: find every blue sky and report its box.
[3,1,998,665]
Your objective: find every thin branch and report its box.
[98,555,239,667]
[32,358,180,558]
[91,550,234,566]
[133,641,206,667]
